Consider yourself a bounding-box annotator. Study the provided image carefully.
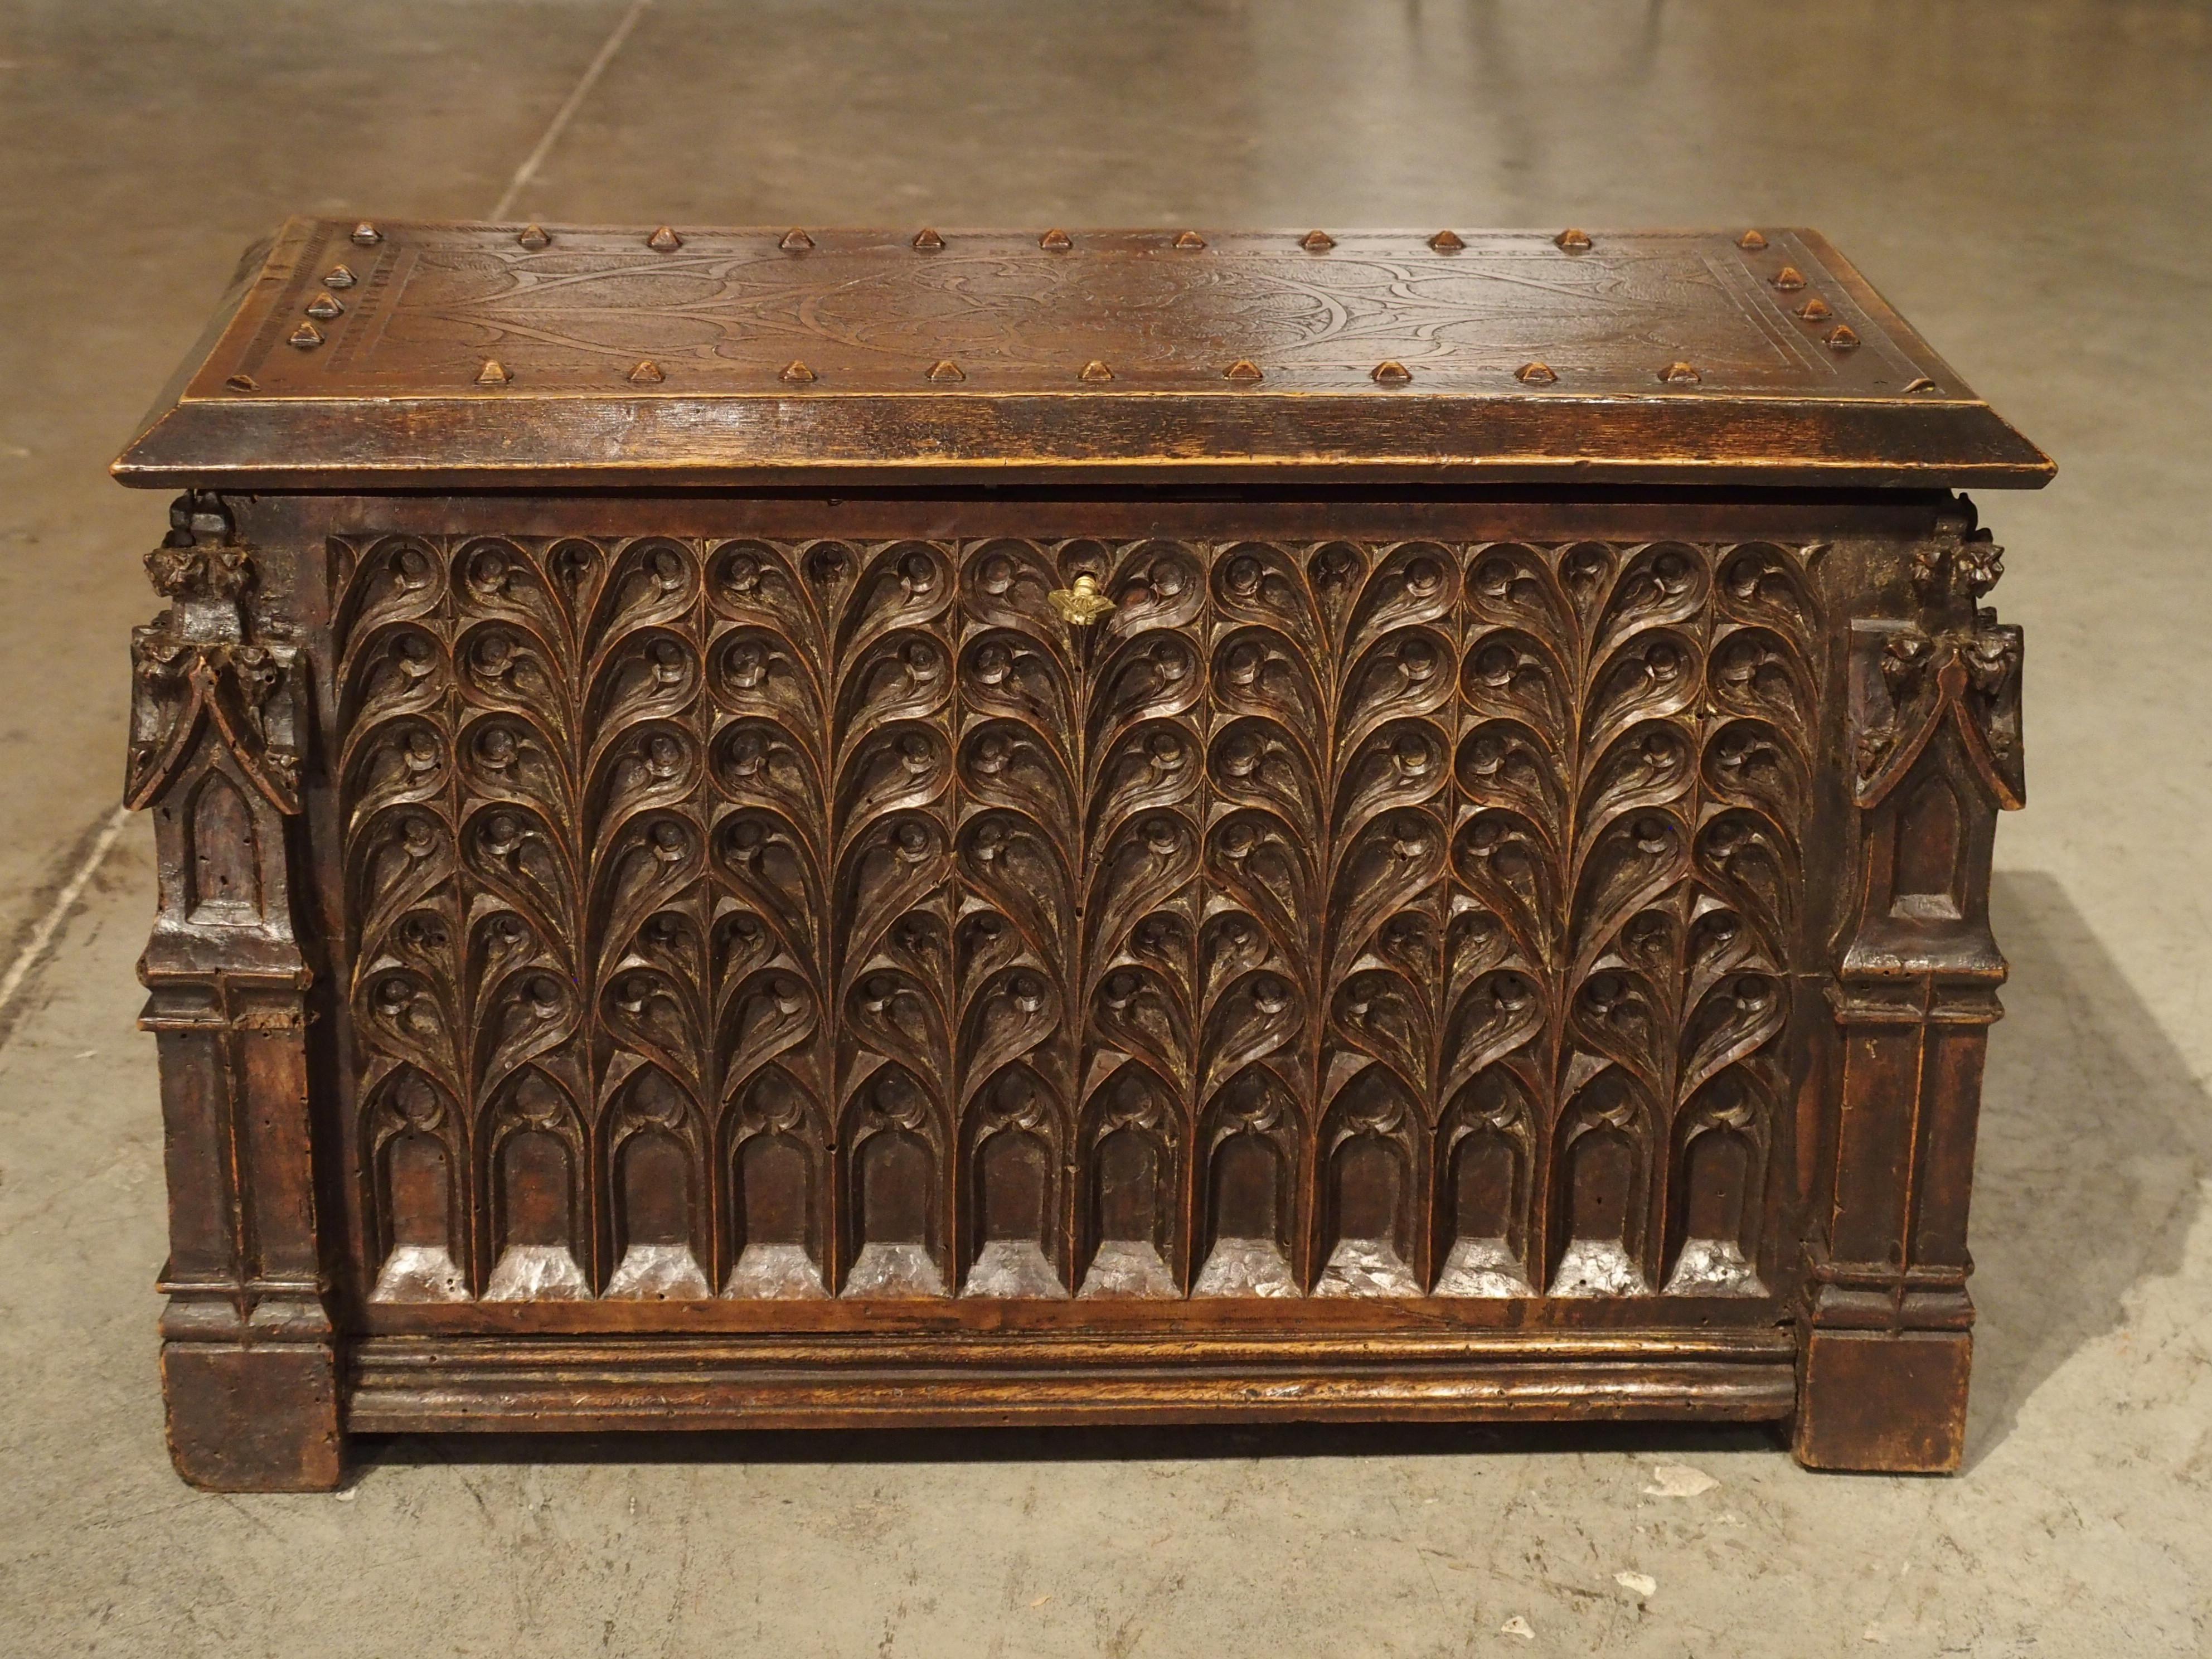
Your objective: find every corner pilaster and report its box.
[127,492,341,1491]
[1797,510,2024,1473]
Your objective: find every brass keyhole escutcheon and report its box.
[1047,573,1115,627]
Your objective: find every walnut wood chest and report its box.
[113,220,2050,1489]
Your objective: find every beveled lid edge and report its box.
[113,218,2055,490]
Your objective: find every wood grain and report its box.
[111,221,2042,1486]
[111,221,2053,489]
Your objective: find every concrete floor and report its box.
[2,1,2208,1652]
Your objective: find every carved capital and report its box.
[125,493,304,814]
[1855,524,2023,813]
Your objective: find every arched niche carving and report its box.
[1193,1069,1302,1298]
[186,769,261,924]
[483,1071,590,1301]
[722,1066,829,1299]
[839,1066,947,1297]
[1892,772,1963,919]
[1433,1067,1536,1297]
[1663,1075,1769,1296]
[1548,1071,1653,1296]
[1076,1064,1180,1299]
[365,1067,468,1303]
[600,1064,711,1300]
[1314,1070,1423,1297]
[958,1066,1067,1298]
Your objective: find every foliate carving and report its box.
[336,531,1823,1303]
[1855,525,2023,812]
[128,493,304,815]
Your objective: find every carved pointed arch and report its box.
[362,1064,469,1303]
[477,1067,591,1301]
[1546,1067,1659,1296]
[957,1064,1070,1298]
[597,1058,711,1299]
[1192,1066,1304,1297]
[1663,1069,1772,1297]
[837,1063,948,1297]
[721,1064,831,1298]
[1313,1065,1425,1296]
[1075,1060,1183,1298]
[1433,1065,1539,1297]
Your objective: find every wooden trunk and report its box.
[113,220,2049,1489]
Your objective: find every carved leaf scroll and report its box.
[336,531,1822,1304]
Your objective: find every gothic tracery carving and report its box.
[336,532,1823,1301]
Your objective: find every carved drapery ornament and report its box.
[1854,527,2024,813]
[127,494,304,814]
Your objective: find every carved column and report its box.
[125,493,340,1491]
[1796,513,2025,1472]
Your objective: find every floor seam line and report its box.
[0,803,132,1029]
[0,0,648,1052]
[489,0,653,220]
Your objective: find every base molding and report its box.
[345,1330,1798,1434]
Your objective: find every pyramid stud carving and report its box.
[517,224,550,250]
[1079,360,1114,382]
[1429,230,1466,251]
[1825,324,1861,351]
[780,229,814,252]
[1175,230,1206,249]
[1040,228,1072,250]
[304,293,345,321]
[1371,360,1411,385]
[1738,229,1768,250]
[1904,376,1940,394]
[912,227,945,251]
[647,226,683,251]
[351,222,381,245]
[926,360,965,381]
[1515,361,1559,385]
[1772,265,1807,290]
[1224,360,1263,383]
[1797,296,1832,322]
[780,360,816,384]
[287,322,324,350]
[1660,361,1701,385]
[323,265,357,289]
[628,360,664,384]
[224,373,258,392]
[476,358,511,386]
[1301,230,1336,251]
[1554,227,1593,251]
